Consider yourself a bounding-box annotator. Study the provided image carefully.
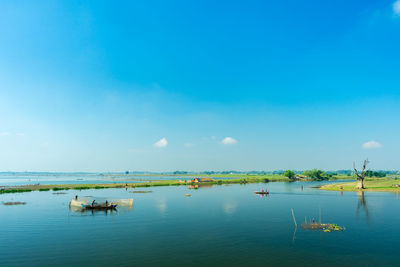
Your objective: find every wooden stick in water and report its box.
[291,208,297,228]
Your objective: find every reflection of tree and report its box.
[356,191,370,222]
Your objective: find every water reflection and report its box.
[356,191,370,222]
[188,184,214,190]
[69,206,119,216]
[156,197,167,215]
[255,193,269,199]
[223,201,237,215]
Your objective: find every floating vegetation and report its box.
[2,201,26,205]
[185,194,191,197]
[301,222,345,232]
[130,191,153,193]
[291,208,345,233]
[39,188,50,191]
[53,192,68,195]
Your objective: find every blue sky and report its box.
[0,0,399,172]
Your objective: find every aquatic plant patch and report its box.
[2,202,26,205]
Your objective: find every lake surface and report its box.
[0,173,192,186]
[1,181,400,266]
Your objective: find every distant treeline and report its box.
[172,170,395,176]
[283,169,390,181]
[0,170,396,177]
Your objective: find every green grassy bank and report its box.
[320,178,400,192]
[0,175,289,194]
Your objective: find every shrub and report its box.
[73,186,90,190]
[283,170,296,180]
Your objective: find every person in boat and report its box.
[75,195,78,200]
[92,200,96,206]
[105,200,108,206]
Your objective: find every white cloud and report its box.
[362,140,382,149]
[221,137,238,145]
[0,132,10,137]
[154,137,168,148]
[394,0,400,15]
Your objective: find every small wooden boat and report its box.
[69,198,133,210]
[83,203,117,210]
[254,191,269,195]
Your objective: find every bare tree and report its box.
[353,159,369,189]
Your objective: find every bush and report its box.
[39,188,50,191]
[52,187,65,191]
[52,187,69,191]
[283,170,296,180]
[303,169,329,181]
[365,170,386,178]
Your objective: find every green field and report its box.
[320,178,400,192]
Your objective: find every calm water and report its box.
[1,181,400,266]
[0,174,191,186]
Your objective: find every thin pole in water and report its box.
[319,207,322,223]
[291,208,297,228]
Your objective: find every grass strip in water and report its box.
[0,175,292,194]
[0,189,32,194]
[39,188,50,191]
[73,186,91,190]
[52,187,69,191]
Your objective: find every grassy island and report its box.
[320,178,400,192]
[0,175,289,194]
